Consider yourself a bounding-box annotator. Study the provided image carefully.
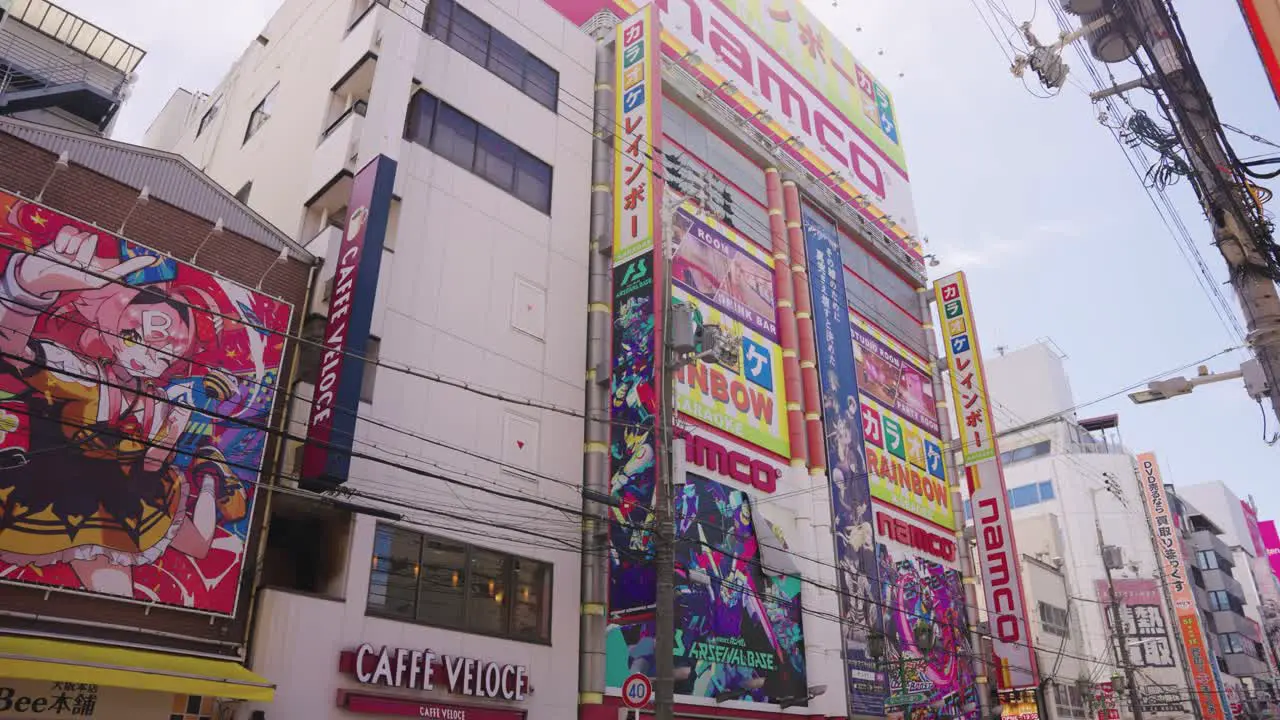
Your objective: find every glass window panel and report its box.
[1008,484,1039,509]
[368,525,420,618]
[418,537,467,627]
[1038,481,1055,501]
[430,102,478,169]
[447,5,489,66]
[514,151,552,213]
[405,92,437,144]
[469,549,511,636]
[486,30,525,88]
[511,559,550,640]
[426,0,453,37]
[522,55,558,110]
[476,127,516,190]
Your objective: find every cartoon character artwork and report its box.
[0,192,291,614]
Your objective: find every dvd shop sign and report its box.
[341,645,531,701]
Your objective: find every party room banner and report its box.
[670,204,777,341]
[0,190,292,616]
[850,314,939,437]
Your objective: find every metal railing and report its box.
[5,0,144,73]
[0,28,126,99]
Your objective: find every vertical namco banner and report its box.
[933,271,1038,691]
[301,154,397,491]
[606,3,666,620]
[1134,453,1230,720]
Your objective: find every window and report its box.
[1197,550,1221,570]
[244,83,278,142]
[1209,590,1232,612]
[359,337,380,403]
[1221,633,1248,655]
[234,181,253,204]
[368,524,553,642]
[404,91,553,213]
[424,0,559,111]
[1053,683,1087,719]
[999,440,1051,466]
[197,96,222,137]
[1039,601,1070,637]
[1006,480,1055,509]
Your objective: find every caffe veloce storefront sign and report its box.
[336,644,533,719]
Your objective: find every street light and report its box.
[1127,361,1259,405]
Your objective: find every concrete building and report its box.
[0,0,143,134]
[983,342,1194,720]
[0,115,312,718]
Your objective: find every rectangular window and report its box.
[1053,683,1087,719]
[1037,481,1055,501]
[1209,590,1231,612]
[1008,484,1040,509]
[404,91,553,213]
[244,83,278,142]
[368,524,553,642]
[1197,550,1220,571]
[1039,601,1070,637]
[1221,633,1246,654]
[197,96,222,137]
[999,440,1051,466]
[423,0,559,111]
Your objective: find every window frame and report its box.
[197,96,222,137]
[422,0,558,111]
[244,83,279,143]
[1197,549,1220,571]
[367,523,553,644]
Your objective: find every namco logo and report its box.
[976,497,1022,643]
[674,427,780,493]
[875,511,955,563]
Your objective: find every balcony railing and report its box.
[320,100,367,142]
[6,0,145,72]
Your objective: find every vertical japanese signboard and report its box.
[933,271,1038,692]
[801,206,883,716]
[1135,453,1230,720]
[301,154,397,491]
[607,4,666,620]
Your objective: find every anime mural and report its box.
[878,541,978,720]
[0,191,291,615]
[607,472,807,704]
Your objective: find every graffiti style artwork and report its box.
[878,543,979,720]
[0,191,291,615]
[607,472,807,703]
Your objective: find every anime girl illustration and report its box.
[0,195,288,612]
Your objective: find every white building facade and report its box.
[148,0,596,718]
[982,342,1194,720]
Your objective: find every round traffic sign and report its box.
[621,673,653,709]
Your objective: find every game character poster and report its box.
[607,472,808,704]
[0,191,291,615]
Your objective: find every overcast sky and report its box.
[65,0,1280,517]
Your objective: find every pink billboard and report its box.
[1243,501,1267,556]
[1260,520,1280,583]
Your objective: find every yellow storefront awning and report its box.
[0,636,275,703]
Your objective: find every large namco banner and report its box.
[852,313,950,530]
[540,0,922,261]
[670,203,788,458]
[0,190,292,615]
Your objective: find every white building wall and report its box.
[984,343,1075,431]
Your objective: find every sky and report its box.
[61,0,1279,513]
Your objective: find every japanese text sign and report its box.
[613,6,661,266]
[933,273,995,464]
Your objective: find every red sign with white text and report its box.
[674,424,782,493]
[339,645,532,700]
[873,503,957,565]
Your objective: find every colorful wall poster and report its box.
[850,316,938,437]
[670,205,777,340]
[1093,579,1177,668]
[607,4,665,621]
[0,190,292,615]
[801,204,884,716]
[605,471,808,704]
[1135,453,1231,720]
[1260,520,1280,584]
[875,504,978,720]
[934,271,1038,692]
[538,0,923,261]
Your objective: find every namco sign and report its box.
[875,510,955,563]
[340,645,531,701]
[674,425,781,493]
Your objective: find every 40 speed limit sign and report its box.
[621,673,653,709]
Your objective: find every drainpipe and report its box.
[764,168,806,469]
[918,286,992,720]
[579,36,614,720]
[779,180,826,473]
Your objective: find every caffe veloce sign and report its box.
[339,644,533,701]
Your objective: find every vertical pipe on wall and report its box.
[765,168,807,469]
[918,286,992,720]
[780,179,826,472]
[579,36,614,720]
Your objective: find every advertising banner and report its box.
[301,154,396,491]
[669,203,788,458]
[539,0,922,262]
[853,314,950,530]
[1242,501,1267,557]
[0,190,292,615]
[1094,681,1120,720]
[607,4,665,620]
[606,472,808,703]
[1260,520,1280,584]
[1093,579,1176,668]
[1136,452,1231,720]
[800,205,884,716]
[934,272,1038,692]
[876,504,979,720]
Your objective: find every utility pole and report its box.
[1092,483,1144,720]
[1117,0,1280,422]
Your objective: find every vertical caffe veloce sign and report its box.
[341,644,532,701]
